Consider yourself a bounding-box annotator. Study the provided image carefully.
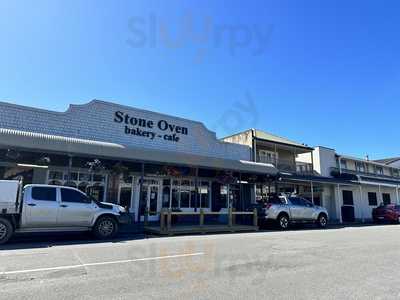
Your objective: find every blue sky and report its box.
[1,0,399,159]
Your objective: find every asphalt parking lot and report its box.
[1,224,400,300]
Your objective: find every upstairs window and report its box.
[355,162,366,173]
[340,159,347,170]
[375,166,384,175]
[258,150,278,164]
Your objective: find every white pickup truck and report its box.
[0,180,131,244]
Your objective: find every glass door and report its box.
[139,179,161,222]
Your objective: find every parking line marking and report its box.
[0,252,205,276]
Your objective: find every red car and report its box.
[372,204,400,223]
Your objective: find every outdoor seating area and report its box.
[143,208,259,235]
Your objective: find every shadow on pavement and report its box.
[1,222,396,251]
[0,224,148,251]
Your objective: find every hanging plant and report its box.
[86,159,105,173]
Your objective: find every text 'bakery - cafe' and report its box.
[0,100,279,231]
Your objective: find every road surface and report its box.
[1,225,400,299]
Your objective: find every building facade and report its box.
[0,100,277,223]
[297,147,400,223]
[223,130,352,222]
[1,99,398,225]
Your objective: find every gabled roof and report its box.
[253,129,314,150]
[374,157,400,165]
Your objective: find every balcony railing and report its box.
[330,167,400,180]
[257,154,314,175]
[296,163,314,175]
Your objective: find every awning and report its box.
[0,128,278,175]
[280,173,356,185]
[355,176,400,188]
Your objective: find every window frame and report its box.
[355,162,366,173]
[382,193,391,205]
[31,186,57,202]
[60,187,91,204]
[342,190,354,206]
[368,192,378,206]
[340,159,347,170]
[258,150,278,164]
[375,166,384,175]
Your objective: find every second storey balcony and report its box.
[257,154,314,175]
[330,167,400,181]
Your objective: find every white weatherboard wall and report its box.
[0,100,251,161]
[297,146,337,177]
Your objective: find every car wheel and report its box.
[278,214,289,230]
[317,214,328,228]
[0,218,14,245]
[93,216,119,240]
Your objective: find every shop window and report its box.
[180,189,190,208]
[382,193,391,205]
[64,172,78,181]
[79,173,91,181]
[78,182,88,193]
[229,184,240,209]
[47,169,107,202]
[49,171,63,180]
[64,181,77,188]
[190,189,197,208]
[93,174,105,182]
[48,180,62,186]
[199,182,210,208]
[87,185,105,202]
[162,186,170,208]
[171,186,179,208]
[119,186,133,209]
[218,185,228,209]
[342,190,354,206]
[368,192,378,206]
[162,179,210,210]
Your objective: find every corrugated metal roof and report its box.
[254,129,313,150]
[0,128,278,175]
[374,157,400,165]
